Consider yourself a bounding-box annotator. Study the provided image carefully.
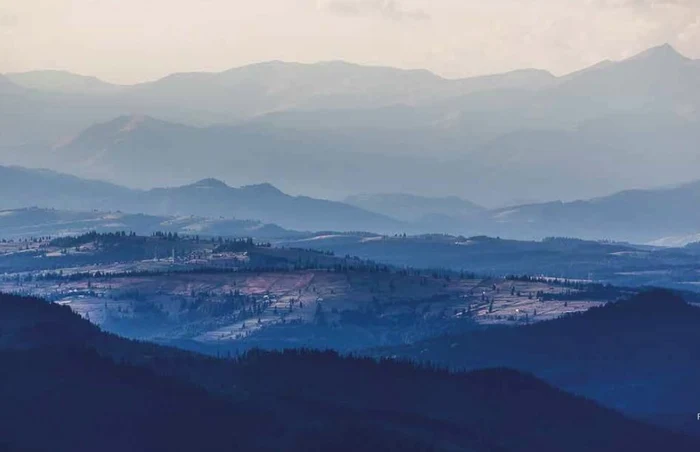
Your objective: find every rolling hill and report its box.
[282,234,700,290]
[375,290,700,436]
[0,232,629,349]
[0,207,296,240]
[484,178,700,243]
[137,178,401,232]
[341,176,700,243]
[0,165,132,209]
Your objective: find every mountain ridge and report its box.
[1,290,698,451]
[3,44,699,208]
[4,162,700,243]
[5,69,124,94]
[0,165,403,234]
[374,289,700,435]
[7,43,694,91]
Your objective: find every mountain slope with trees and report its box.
[375,290,700,435]
[1,291,697,451]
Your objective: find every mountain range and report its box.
[342,179,700,243]
[2,44,700,206]
[0,165,400,233]
[482,179,700,243]
[3,164,700,243]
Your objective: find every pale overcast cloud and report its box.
[318,0,430,21]
[0,0,698,83]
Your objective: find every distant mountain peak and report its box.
[239,182,284,196]
[4,69,120,93]
[493,68,556,79]
[190,178,230,189]
[118,114,152,132]
[91,114,173,134]
[15,69,98,79]
[627,43,689,63]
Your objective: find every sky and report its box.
[1,0,699,83]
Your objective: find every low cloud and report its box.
[318,0,429,21]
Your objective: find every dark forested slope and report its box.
[1,292,697,451]
[376,290,700,435]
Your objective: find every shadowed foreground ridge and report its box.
[1,292,698,451]
[376,289,700,435]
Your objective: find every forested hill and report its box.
[1,292,697,451]
[374,290,700,435]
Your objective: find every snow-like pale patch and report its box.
[492,209,520,220]
[648,233,700,248]
[51,134,78,150]
[0,210,16,217]
[101,213,124,220]
[120,115,147,132]
[163,217,218,232]
[360,236,384,243]
[296,234,345,242]
[609,251,648,257]
[161,216,196,225]
[493,209,518,218]
[616,270,670,276]
[537,275,592,283]
[182,223,207,232]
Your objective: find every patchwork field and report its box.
[0,232,632,351]
[0,268,613,352]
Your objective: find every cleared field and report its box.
[0,267,611,350]
[0,233,625,350]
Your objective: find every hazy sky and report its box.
[1,0,699,83]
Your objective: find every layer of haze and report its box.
[2,0,699,83]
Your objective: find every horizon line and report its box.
[2,42,689,87]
